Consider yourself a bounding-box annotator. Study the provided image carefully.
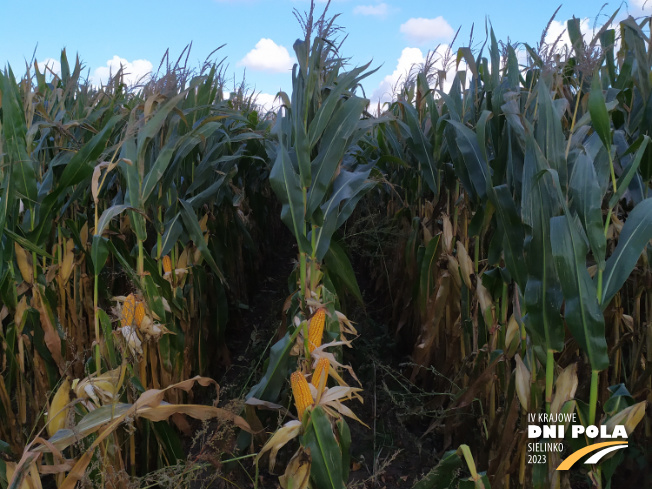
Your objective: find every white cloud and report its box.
[631,0,652,13]
[238,38,294,73]
[372,47,425,105]
[354,3,390,18]
[38,58,61,77]
[91,56,153,86]
[544,18,590,51]
[400,17,455,45]
[372,44,468,107]
[255,92,282,113]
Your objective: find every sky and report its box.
[1,1,650,110]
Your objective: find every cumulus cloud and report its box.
[38,58,61,77]
[543,18,591,50]
[371,44,467,107]
[354,3,390,18]
[238,39,294,73]
[91,56,153,86]
[254,92,282,113]
[631,0,652,13]
[400,17,455,44]
[372,47,426,105]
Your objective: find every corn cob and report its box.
[47,378,71,437]
[311,357,330,390]
[162,255,172,274]
[135,301,146,327]
[307,309,326,353]
[122,294,136,326]
[291,371,312,419]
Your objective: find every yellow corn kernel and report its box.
[122,294,136,326]
[162,255,172,274]
[291,371,312,419]
[135,301,146,327]
[308,309,325,353]
[311,358,330,390]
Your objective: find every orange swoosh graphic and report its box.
[557,441,628,470]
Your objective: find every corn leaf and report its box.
[1,69,36,208]
[323,240,363,305]
[412,448,464,489]
[306,96,368,217]
[302,406,344,489]
[550,215,608,371]
[179,199,225,282]
[601,198,652,308]
[446,120,490,200]
[569,153,606,270]
[522,137,565,353]
[270,143,310,252]
[489,185,526,290]
[246,332,294,402]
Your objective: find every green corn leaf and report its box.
[601,198,652,308]
[269,143,310,252]
[535,82,566,187]
[489,185,527,290]
[306,96,368,217]
[567,18,584,58]
[446,120,491,201]
[589,73,612,156]
[96,205,131,237]
[412,449,464,489]
[308,63,373,149]
[324,240,363,305]
[143,275,166,321]
[91,235,110,275]
[245,332,294,402]
[98,309,118,368]
[178,199,225,282]
[136,91,187,167]
[35,114,122,244]
[3,229,53,260]
[418,235,441,316]
[302,406,344,489]
[160,214,183,258]
[1,69,36,209]
[608,135,649,208]
[550,215,608,371]
[337,418,351,483]
[522,137,565,353]
[141,145,175,204]
[569,153,606,270]
[312,165,375,260]
[400,101,437,195]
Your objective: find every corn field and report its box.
[0,3,651,489]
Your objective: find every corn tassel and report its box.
[291,372,312,419]
[308,309,325,353]
[311,358,330,390]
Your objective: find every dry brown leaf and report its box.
[551,363,578,415]
[514,354,530,412]
[456,241,474,289]
[31,286,63,369]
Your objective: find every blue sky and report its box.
[1,1,648,109]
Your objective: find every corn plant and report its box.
[246,5,378,488]
[352,12,651,489]
[0,47,272,487]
